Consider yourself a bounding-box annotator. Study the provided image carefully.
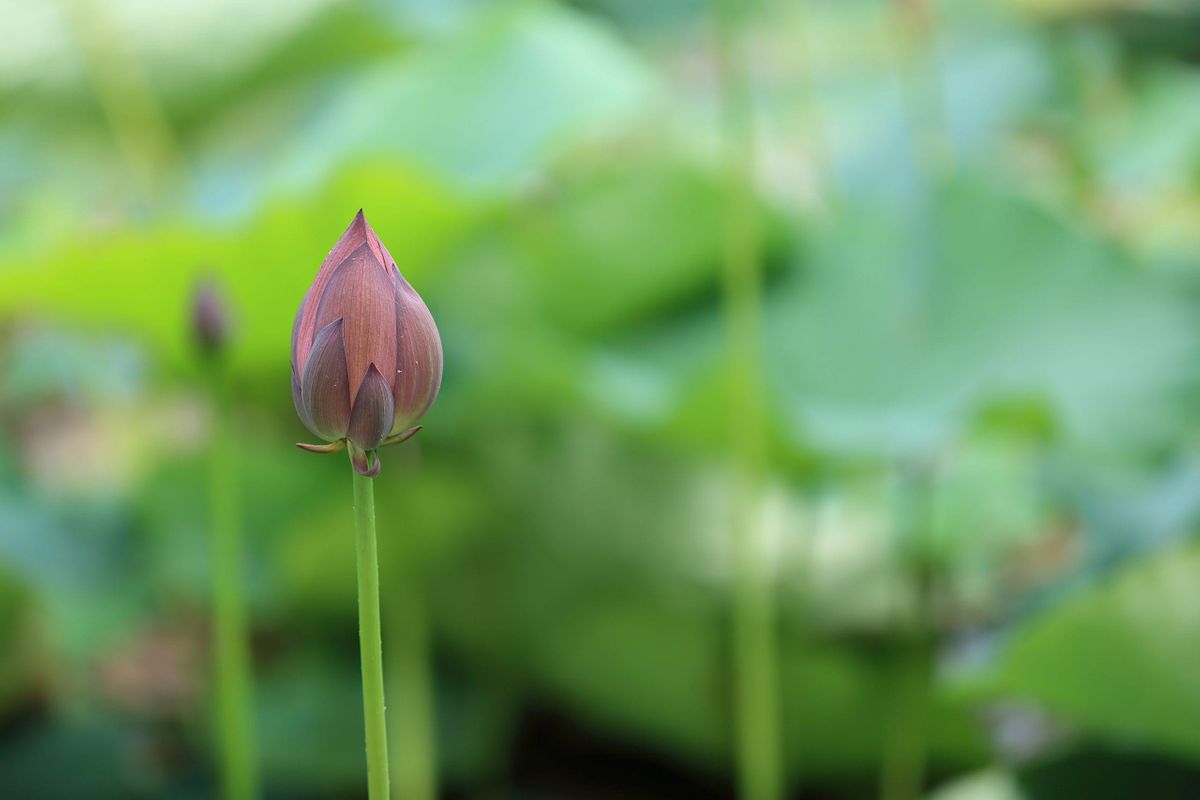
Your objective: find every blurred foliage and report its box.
[2,0,1200,797]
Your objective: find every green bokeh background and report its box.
[2,0,1200,798]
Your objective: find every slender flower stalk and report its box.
[354,471,390,800]
[292,211,443,799]
[193,282,258,800]
[715,2,783,799]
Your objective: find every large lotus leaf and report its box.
[273,2,657,189]
[515,154,735,335]
[767,176,1198,457]
[992,541,1200,761]
[1020,454,1200,606]
[0,0,355,111]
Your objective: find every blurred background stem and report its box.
[67,0,180,205]
[207,368,258,800]
[879,580,934,800]
[880,468,936,800]
[890,0,950,173]
[715,2,783,799]
[353,469,391,800]
[389,576,437,800]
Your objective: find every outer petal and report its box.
[291,288,312,376]
[313,243,398,403]
[391,274,444,433]
[294,211,396,373]
[347,363,395,451]
[291,360,313,432]
[300,318,352,441]
[355,209,398,280]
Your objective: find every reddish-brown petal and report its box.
[291,360,313,432]
[300,318,352,441]
[294,211,398,372]
[391,275,443,433]
[346,363,395,451]
[355,210,398,279]
[291,288,312,376]
[313,243,398,399]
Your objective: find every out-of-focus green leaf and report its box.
[779,640,989,778]
[0,495,149,661]
[1081,66,1200,260]
[993,540,1200,761]
[1018,746,1200,799]
[256,658,368,792]
[0,718,155,799]
[275,2,658,189]
[516,154,729,335]
[768,176,1198,457]
[0,575,37,714]
[0,0,348,112]
[929,769,1026,800]
[927,438,1047,568]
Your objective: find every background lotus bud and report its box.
[291,211,443,475]
[192,279,231,358]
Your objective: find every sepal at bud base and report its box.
[297,425,422,464]
[381,426,422,448]
[348,443,381,478]
[296,440,346,454]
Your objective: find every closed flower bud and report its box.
[291,211,442,476]
[192,279,231,358]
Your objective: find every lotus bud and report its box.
[192,279,231,358]
[291,211,443,476]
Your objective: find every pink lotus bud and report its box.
[291,211,443,475]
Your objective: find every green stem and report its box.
[715,2,783,799]
[67,0,181,205]
[353,469,391,800]
[880,469,936,800]
[878,614,931,800]
[879,624,933,800]
[390,578,437,800]
[731,494,782,800]
[209,374,258,800]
